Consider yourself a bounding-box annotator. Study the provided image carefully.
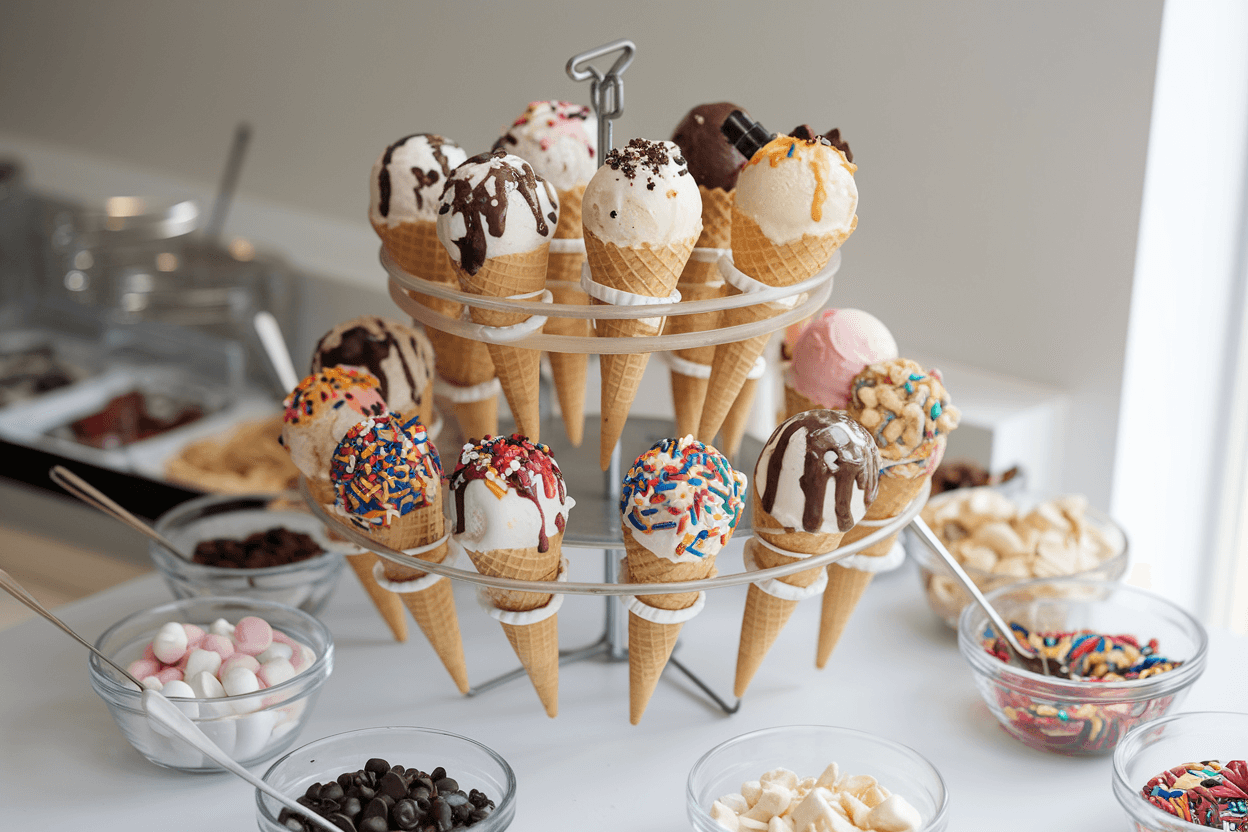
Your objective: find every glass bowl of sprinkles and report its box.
[957,577,1207,756]
[1113,712,1248,831]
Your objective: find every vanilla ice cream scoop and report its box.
[735,134,858,246]
[436,149,559,275]
[755,409,880,535]
[789,309,898,410]
[369,134,467,228]
[494,101,596,193]
[582,138,703,248]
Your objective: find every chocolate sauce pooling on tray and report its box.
[760,410,878,533]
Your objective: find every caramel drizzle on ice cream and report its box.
[759,410,879,533]
[745,135,856,224]
[440,150,554,275]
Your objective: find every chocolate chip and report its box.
[434,778,458,794]
[391,799,420,830]
[192,527,323,569]
[431,798,453,831]
[366,759,391,776]
[380,771,409,800]
[359,816,388,832]
[328,813,356,831]
[320,782,345,802]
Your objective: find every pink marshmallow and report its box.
[270,631,300,667]
[233,616,273,656]
[201,633,235,660]
[128,659,161,679]
[155,666,184,684]
[142,643,157,662]
[183,623,206,650]
[219,654,260,678]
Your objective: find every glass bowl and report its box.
[256,727,517,831]
[686,725,949,832]
[89,596,333,772]
[958,578,1207,756]
[151,492,347,615]
[1113,711,1248,831]
[913,489,1129,628]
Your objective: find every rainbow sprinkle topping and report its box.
[330,413,441,529]
[620,436,747,559]
[283,366,385,426]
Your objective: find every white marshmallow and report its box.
[790,790,834,832]
[257,642,293,664]
[721,794,750,815]
[744,785,793,821]
[188,670,226,699]
[232,709,278,760]
[183,648,223,681]
[209,618,235,637]
[140,676,163,691]
[222,667,261,714]
[258,658,296,688]
[761,768,800,791]
[152,622,188,664]
[741,781,763,807]
[815,763,840,790]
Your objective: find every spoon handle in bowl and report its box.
[142,690,340,832]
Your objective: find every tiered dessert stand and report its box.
[303,40,930,714]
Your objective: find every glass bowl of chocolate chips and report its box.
[256,727,516,832]
[151,492,347,615]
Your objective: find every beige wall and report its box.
[0,1,1164,507]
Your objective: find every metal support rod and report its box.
[668,656,741,715]
[566,39,635,169]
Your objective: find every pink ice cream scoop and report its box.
[789,308,898,409]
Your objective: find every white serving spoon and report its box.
[0,567,339,832]
[254,309,301,393]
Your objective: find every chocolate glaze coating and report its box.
[670,102,750,192]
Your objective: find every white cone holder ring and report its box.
[717,252,804,313]
[371,535,456,593]
[685,246,729,289]
[743,538,828,602]
[549,237,586,255]
[474,555,569,625]
[832,517,909,574]
[579,261,682,308]
[468,288,553,344]
[617,557,708,624]
[387,245,837,353]
[746,354,767,380]
[434,375,502,403]
[661,351,711,378]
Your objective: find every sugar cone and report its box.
[734,494,845,696]
[370,501,470,694]
[465,530,563,717]
[815,472,930,669]
[554,186,584,240]
[698,208,853,442]
[545,258,589,447]
[456,246,550,441]
[585,228,696,469]
[306,476,410,643]
[783,383,821,421]
[719,375,759,462]
[670,370,710,438]
[624,534,715,724]
[373,220,459,286]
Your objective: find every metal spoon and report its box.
[0,567,339,832]
[48,466,189,558]
[909,516,1054,676]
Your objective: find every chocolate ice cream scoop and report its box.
[670,102,751,192]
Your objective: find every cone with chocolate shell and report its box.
[544,186,590,447]
[436,150,560,442]
[621,436,747,724]
[733,410,879,697]
[698,130,859,442]
[815,358,960,669]
[448,435,574,717]
[330,414,469,691]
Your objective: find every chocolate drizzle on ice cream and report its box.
[311,316,434,410]
[759,410,879,534]
[438,150,557,275]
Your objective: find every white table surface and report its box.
[2,540,1243,831]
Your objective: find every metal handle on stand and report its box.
[566,39,635,168]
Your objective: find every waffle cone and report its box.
[372,501,469,692]
[424,303,499,439]
[585,228,695,468]
[456,246,550,440]
[624,534,715,723]
[698,208,850,442]
[720,376,759,461]
[502,614,559,717]
[729,206,853,288]
[306,476,335,507]
[554,187,584,240]
[373,220,459,285]
[815,472,931,668]
[344,550,408,642]
[466,531,563,715]
[671,261,726,366]
[670,369,710,438]
[545,277,590,447]
[696,186,734,250]
[784,384,821,421]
